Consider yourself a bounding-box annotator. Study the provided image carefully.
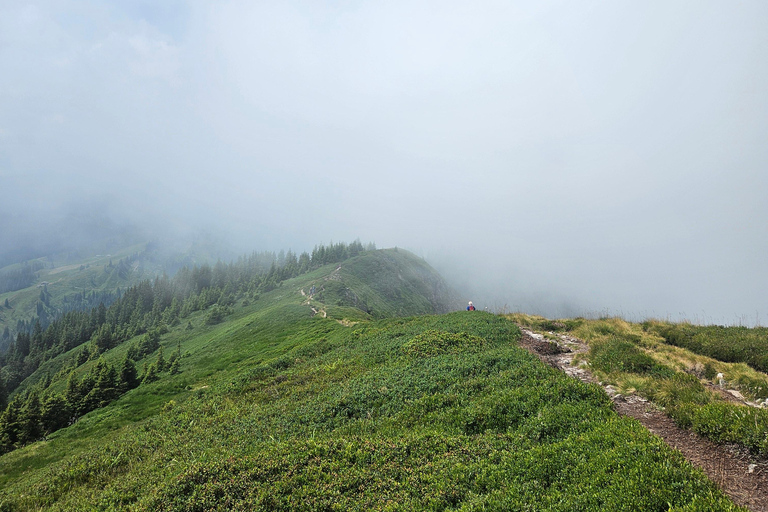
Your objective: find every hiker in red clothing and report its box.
[466,301,475,311]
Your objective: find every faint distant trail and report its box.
[518,327,768,512]
[300,288,326,318]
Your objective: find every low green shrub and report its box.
[401,330,486,357]
[651,373,710,408]
[671,403,768,454]
[646,323,768,373]
[587,330,767,456]
[589,337,675,377]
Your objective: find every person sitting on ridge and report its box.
[466,301,475,311]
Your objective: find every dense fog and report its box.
[2,1,766,324]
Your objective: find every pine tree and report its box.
[169,357,181,375]
[41,393,71,433]
[20,392,43,445]
[93,359,119,406]
[65,372,84,417]
[142,363,158,384]
[155,346,165,372]
[168,342,181,375]
[76,348,89,366]
[119,357,139,392]
[0,398,23,451]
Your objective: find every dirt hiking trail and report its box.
[518,327,768,512]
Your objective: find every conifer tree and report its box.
[76,348,89,366]
[0,398,23,452]
[119,357,139,392]
[168,341,181,375]
[142,363,158,384]
[65,372,84,417]
[155,346,165,372]
[169,357,181,375]
[0,376,7,410]
[41,393,71,433]
[19,392,43,445]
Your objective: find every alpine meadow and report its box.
[0,240,762,511]
[2,1,768,511]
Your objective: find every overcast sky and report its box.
[1,1,766,323]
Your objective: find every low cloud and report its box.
[1,0,766,325]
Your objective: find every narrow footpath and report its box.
[518,328,768,512]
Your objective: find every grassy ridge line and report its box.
[509,313,768,455]
[331,249,456,318]
[0,312,742,511]
[0,251,447,477]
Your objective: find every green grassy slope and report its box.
[327,248,459,317]
[0,311,741,511]
[6,249,453,400]
[0,252,746,511]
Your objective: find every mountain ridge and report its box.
[0,244,751,511]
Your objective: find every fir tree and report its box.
[169,357,181,375]
[142,363,158,384]
[119,357,139,392]
[41,393,71,433]
[155,346,165,373]
[19,392,43,445]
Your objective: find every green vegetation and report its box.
[511,313,768,456]
[0,262,45,295]
[330,249,457,317]
[645,321,768,373]
[0,312,742,511]
[0,244,444,456]
[589,338,675,378]
[0,250,753,510]
[0,244,152,345]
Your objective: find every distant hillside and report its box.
[312,248,459,319]
[0,234,245,352]
[0,243,159,352]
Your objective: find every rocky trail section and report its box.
[519,328,768,512]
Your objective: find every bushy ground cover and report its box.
[509,314,768,456]
[0,312,742,511]
[644,321,768,374]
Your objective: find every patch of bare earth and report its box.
[518,328,768,512]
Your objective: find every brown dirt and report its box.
[518,328,768,512]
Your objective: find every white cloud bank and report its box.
[1,1,766,323]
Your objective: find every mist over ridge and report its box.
[2,1,766,325]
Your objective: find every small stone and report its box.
[748,464,756,474]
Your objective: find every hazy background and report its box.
[1,1,766,324]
